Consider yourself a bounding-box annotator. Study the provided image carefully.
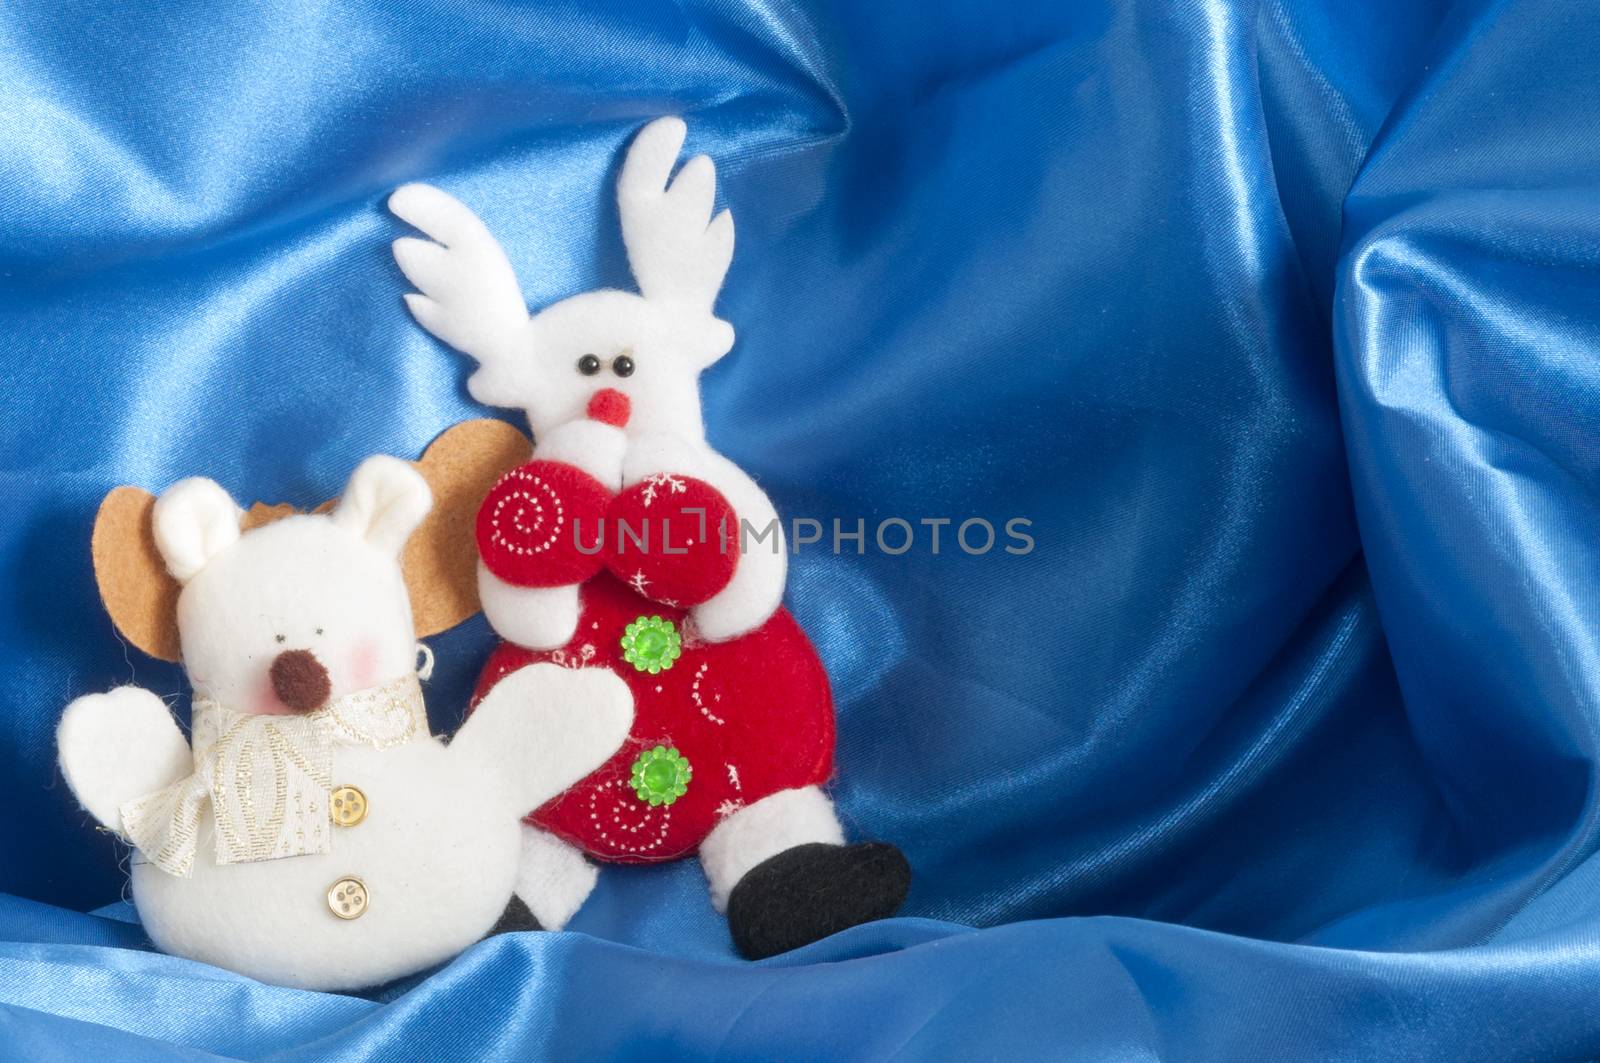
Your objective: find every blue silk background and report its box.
[5,0,1600,1057]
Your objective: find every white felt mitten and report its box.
[478,575,585,651]
[451,661,634,817]
[58,686,190,833]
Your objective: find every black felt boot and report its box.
[485,895,543,937]
[726,842,911,960]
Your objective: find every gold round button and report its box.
[330,785,367,827]
[327,877,368,920]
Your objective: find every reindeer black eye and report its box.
[577,354,602,376]
[612,354,635,378]
[315,628,324,636]
[275,634,286,644]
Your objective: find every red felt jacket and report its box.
[469,460,835,863]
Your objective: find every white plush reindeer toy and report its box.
[390,117,910,958]
[57,455,633,989]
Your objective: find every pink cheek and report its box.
[253,675,292,716]
[350,642,380,689]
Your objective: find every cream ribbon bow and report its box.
[120,673,427,877]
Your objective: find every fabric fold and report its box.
[7,0,1600,1057]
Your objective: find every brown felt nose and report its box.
[270,649,331,713]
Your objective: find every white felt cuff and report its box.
[478,564,582,649]
[515,826,598,930]
[700,786,844,912]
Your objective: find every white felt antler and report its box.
[618,117,735,313]
[390,183,530,383]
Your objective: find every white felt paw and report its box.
[502,663,634,797]
[455,663,635,815]
[57,686,190,832]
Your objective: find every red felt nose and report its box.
[588,388,631,427]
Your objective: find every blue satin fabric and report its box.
[4,0,1600,1057]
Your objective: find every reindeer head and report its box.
[391,118,735,442]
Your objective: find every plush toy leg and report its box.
[701,787,844,910]
[514,825,598,931]
[702,787,911,960]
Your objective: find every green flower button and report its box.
[631,745,692,806]
[621,615,682,674]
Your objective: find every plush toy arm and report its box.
[57,686,191,833]
[612,437,787,638]
[478,564,582,650]
[473,419,631,650]
[692,451,789,641]
[452,663,634,817]
[477,459,612,589]
[475,418,628,591]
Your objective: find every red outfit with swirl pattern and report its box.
[468,459,836,863]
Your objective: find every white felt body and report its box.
[537,419,627,490]
[132,734,519,991]
[124,661,630,990]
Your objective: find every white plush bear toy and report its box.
[57,455,633,990]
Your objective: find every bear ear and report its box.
[152,478,245,584]
[92,487,300,661]
[403,418,531,637]
[91,487,183,662]
[333,455,433,557]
